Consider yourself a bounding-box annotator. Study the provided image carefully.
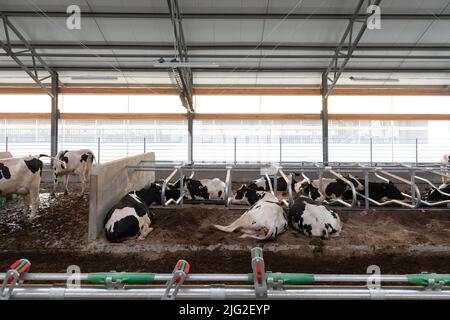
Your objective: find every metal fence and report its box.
[0,118,448,163]
[2,134,449,164]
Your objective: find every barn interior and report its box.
[1,0,450,300]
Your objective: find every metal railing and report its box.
[127,161,450,210]
[2,247,450,300]
[1,135,449,165]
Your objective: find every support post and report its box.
[321,73,329,165]
[187,112,194,164]
[234,137,237,164]
[370,138,373,165]
[5,136,8,152]
[415,138,418,164]
[144,137,146,153]
[97,137,101,164]
[279,137,282,163]
[50,72,59,157]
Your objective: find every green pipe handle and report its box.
[87,272,156,285]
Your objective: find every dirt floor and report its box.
[1,183,450,275]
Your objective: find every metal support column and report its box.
[321,73,329,165]
[50,72,59,157]
[187,112,194,164]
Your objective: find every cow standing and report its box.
[52,149,95,196]
[288,195,342,239]
[0,154,64,219]
[213,187,287,240]
[104,185,161,243]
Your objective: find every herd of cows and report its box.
[105,163,449,243]
[0,150,449,243]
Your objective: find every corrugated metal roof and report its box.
[0,0,450,86]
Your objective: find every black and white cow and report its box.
[294,178,353,202]
[52,149,95,196]
[104,187,158,243]
[213,186,287,240]
[0,154,64,219]
[248,175,298,192]
[288,195,342,239]
[234,184,279,205]
[426,183,450,202]
[185,178,225,200]
[342,178,405,202]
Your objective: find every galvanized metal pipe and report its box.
[0,273,419,283]
[9,287,450,300]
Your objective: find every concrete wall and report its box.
[0,152,12,159]
[88,152,155,240]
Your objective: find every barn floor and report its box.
[1,186,450,275]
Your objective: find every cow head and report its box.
[135,183,162,206]
[385,181,405,200]
[293,178,309,193]
[185,178,209,199]
[294,178,321,200]
[234,184,263,205]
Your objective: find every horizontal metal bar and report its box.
[0,273,414,283]
[5,11,450,20]
[3,65,450,73]
[5,52,450,60]
[9,287,450,300]
[6,42,450,52]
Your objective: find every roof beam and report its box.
[323,0,382,98]
[0,12,56,97]
[2,52,450,60]
[1,65,450,73]
[5,42,450,52]
[4,11,450,20]
[166,0,194,113]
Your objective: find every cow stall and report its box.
[126,160,450,211]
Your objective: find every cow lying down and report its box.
[288,195,342,239]
[185,178,225,200]
[233,184,279,205]
[104,184,161,243]
[213,186,287,240]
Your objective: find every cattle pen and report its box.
[1,0,450,309]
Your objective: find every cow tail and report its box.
[38,154,66,166]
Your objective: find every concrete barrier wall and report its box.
[88,152,155,240]
[0,152,12,159]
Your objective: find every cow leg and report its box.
[22,193,31,216]
[29,187,40,219]
[138,226,153,240]
[63,175,70,195]
[51,172,58,196]
[77,173,86,197]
